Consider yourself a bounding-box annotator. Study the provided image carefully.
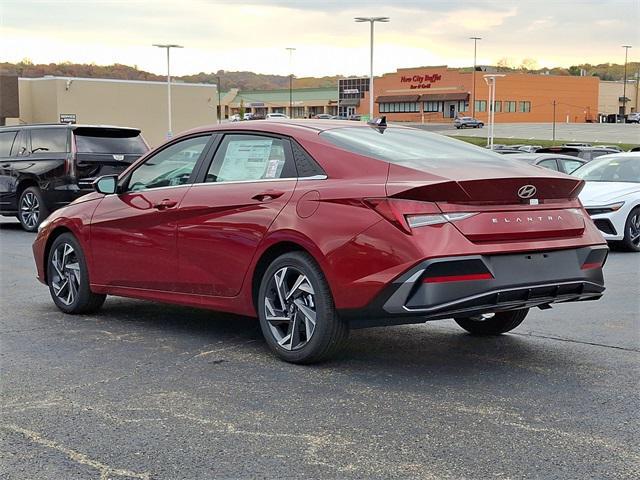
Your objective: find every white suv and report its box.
[266,113,289,120]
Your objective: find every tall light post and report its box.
[354,16,390,120]
[286,47,296,117]
[483,74,505,149]
[153,43,183,138]
[216,75,222,124]
[622,45,632,121]
[470,37,482,118]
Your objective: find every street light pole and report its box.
[286,47,296,118]
[216,76,222,124]
[153,43,183,139]
[483,74,505,149]
[355,16,390,120]
[622,45,632,121]
[470,37,482,118]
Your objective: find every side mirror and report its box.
[93,175,118,195]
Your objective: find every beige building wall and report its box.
[14,77,218,146]
[599,80,639,116]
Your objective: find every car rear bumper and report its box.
[343,246,607,329]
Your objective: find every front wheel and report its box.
[454,309,528,335]
[47,233,106,314]
[257,252,348,364]
[621,207,640,252]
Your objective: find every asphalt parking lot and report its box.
[412,122,640,145]
[1,217,639,479]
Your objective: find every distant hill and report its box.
[0,60,346,91]
[1,60,638,90]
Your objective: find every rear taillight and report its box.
[365,198,476,234]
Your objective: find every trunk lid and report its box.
[386,163,586,242]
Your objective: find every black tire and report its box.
[620,207,640,252]
[478,123,484,128]
[47,233,106,314]
[257,251,348,364]
[454,309,529,335]
[18,186,49,232]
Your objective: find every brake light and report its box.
[365,198,476,234]
[423,272,493,283]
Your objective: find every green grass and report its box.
[453,136,639,151]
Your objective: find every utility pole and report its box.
[152,44,183,139]
[552,100,556,142]
[483,74,505,149]
[470,37,482,118]
[286,47,296,118]
[355,16,390,120]
[621,45,632,122]
[215,76,222,123]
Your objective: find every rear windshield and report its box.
[573,156,640,183]
[320,126,500,166]
[74,130,147,154]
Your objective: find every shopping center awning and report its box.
[339,98,361,106]
[375,95,420,103]
[418,92,469,101]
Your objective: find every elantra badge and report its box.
[113,154,125,161]
[517,185,537,199]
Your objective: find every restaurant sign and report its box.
[400,73,442,89]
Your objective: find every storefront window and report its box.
[519,101,531,113]
[475,100,487,112]
[424,101,440,112]
[379,102,419,113]
[505,101,517,113]
[457,101,469,112]
[493,101,502,113]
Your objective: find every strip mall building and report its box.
[351,66,600,123]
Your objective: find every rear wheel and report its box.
[454,309,528,335]
[257,252,348,364]
[621,207,640,252]
[18,186,49,232]
[47,233,106,314]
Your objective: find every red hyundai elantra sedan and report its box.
[33,120,607,363]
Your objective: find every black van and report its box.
[0,124,149,231]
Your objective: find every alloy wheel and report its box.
[264,266,317,351]
[20,191,40,229]
[50,243,81,306]
[629,212,640,247]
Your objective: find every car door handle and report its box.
[252,190,285,202]
[153,199,178,210]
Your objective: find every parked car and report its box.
[230,114,241,122]
[594,145,623,152]
[626,112,640,124]
[0,123,148,231]
[492,148,525,155]
[453,117,484,129]
[515,145,542,153]
[563,142,592,147]
[630,146,640,152]
[243,113,254,121]
[536,146,620,161]
[266,113,289,120]
[33,121,607,363]
[509,153,587,174]
[347,114,362,121]
[312,114,332,119]
[574,153,640,251]
[330,115,348,120]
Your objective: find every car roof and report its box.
[0,123,140,133]
[182,119,399,136]
[509,153,586,161]
[591,152,640,160]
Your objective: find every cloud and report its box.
[1,0,638,77]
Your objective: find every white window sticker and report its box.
[218,139,273,181]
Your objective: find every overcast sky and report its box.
[1,0,638,77]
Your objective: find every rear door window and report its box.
[30,128,68,154]
[0,131,18,157]
[74,130,147,154]
[206,134,296,183]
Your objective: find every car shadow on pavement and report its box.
[84,297,586,380]
[0,222,26,231]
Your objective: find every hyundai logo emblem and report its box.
[517,185,537,199]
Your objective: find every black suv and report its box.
[0,124,148,231]
[536,146,619,162]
